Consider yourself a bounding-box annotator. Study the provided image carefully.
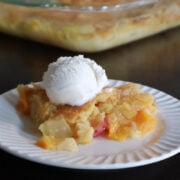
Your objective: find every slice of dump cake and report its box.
[16,55,157,151]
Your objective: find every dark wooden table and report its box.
[0,26,180,179]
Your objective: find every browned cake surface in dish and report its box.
[57,0,135,6]
[0,1,179,52]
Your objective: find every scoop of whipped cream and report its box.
[41,55,108,106]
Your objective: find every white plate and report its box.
[0,80,180,170]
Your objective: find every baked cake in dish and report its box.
[0,0,179,52]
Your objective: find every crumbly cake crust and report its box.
[16,83,157,151]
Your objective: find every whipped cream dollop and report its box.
[41,55,108,106]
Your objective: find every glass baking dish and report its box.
[0,0,180,52]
